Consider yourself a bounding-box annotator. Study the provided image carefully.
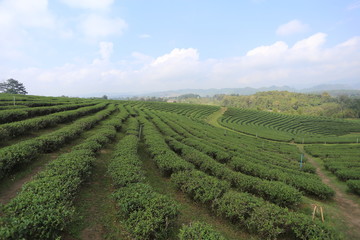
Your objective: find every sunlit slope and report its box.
[219,107,360,143]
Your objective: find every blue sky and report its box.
[0,0,359,96]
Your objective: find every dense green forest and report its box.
[177,91,360,118]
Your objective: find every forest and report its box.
[176,91,360,118]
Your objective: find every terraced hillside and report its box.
[220,107,360,143]
[0,95,359,239]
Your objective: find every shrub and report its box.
[179,221,226,240]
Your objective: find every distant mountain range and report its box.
[130,84,360,98]
[138,86,296,98]
[83,84,360,99]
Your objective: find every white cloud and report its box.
[347,1,360,10]
[151,48,199,66]
[247,41,288,57]
[276,20,308,36]
[2,33,360,96]
[79,14,127,39]
[60,0,114,10]
[99,42,114,60]
[131,52,153,64]
[0,0,54,29]
[139,34,151,39]
[0,0,56,64]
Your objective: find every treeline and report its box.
[180,91,360,118]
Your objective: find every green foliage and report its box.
[289,213,340,240]
[0,79,27,95]
[108,114,180,239]
[0,117,120,239]
[219,107,360,142]
[113,183,179,240]
[347,180,360,195]
[172,170,230,203]
[140,117,194,176]
[0,105,128,239]
[183,90,360,118]
[0,103,108,141]
[147,109,330,200]
[306,144,360,194]
[0,104,117,179]
[140,101,220,120]
[108,127,145,187]
[0,97,347,239]
[167,137,302,207]
[336,169,360,181]
[178,221,226,240]
[0,102,94,124]
[214,191,338,240]
[229,157,334,199]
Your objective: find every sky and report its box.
[0,0,359,96]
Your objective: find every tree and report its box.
[0,79,28,95]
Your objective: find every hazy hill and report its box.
[104,84,359,99]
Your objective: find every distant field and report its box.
[0,94,359,239]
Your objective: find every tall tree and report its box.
[0,79,28,95]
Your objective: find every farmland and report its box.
[0,94,359,239]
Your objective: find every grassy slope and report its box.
[207,107,360,240]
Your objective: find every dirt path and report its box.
[298,145,360,239]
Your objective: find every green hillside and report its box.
[0,94,359,239]
[179,91,360,118]
[220,107,360,143]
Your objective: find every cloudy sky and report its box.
[0,0,359,96]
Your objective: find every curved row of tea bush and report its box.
[166,137,302,207]
[178,221,226,240]
[172,170,337,240]
[146,110,303,206]
[0,102,95,124]
[151,109,316,174]
[0,100,84,107]
[0,103,108,141]
[137,101,220,120]
[0,93,85,103]
[157,111,321,173]
[139,115,194,176]
[0,110,122,239]
[223,107,359,136]
[108,118,143,187]
[229,157,334,199]
[146,110,332,199]
[347,180,360,195]
[0,104,117,179]
[109,116,180,239]
[135,107,338,239]
[0,105,27,110]
[220,107,360,143]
